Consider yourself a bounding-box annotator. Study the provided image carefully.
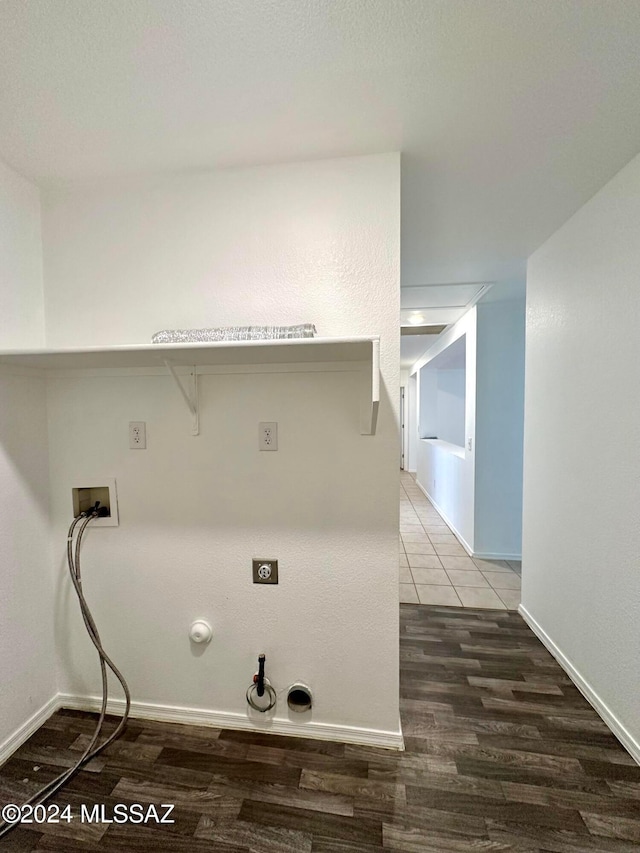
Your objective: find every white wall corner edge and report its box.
[518,604,640,767]
[0,694,59,765]
[58,694,405,751]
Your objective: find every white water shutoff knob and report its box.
[189,620,212,644]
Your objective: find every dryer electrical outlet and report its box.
[252,559,278,584]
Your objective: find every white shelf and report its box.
[0,336,381,435]
[0,336,377,370]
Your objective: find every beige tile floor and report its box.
[399,471,522,610]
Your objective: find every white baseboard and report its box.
[473,551,522,561]
[0,691,403,766]
[58,694,405,751]
[518,604,640,766]
[0,695,59,765]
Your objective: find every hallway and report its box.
[400,472,521,609]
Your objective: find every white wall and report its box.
[413,309,477,551]
[407,373,417,473]
[0,160,54,756]
[475,291,525,557]
[436,368,465,447]
[400,369,409,470]
[43,156,396,349]
[0,159,44,347]
[411,286,525,559]
[523,152,640,759]
[42,154,402,742]
[418,368,438,438]
[0,375,54,756]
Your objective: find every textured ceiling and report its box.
[400,334,439,369]
[1,0,640,286]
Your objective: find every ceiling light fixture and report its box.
[408,314,424,325]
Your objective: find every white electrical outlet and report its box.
[259,422,278,451]
[129,421,147,449]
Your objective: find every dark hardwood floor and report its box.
[1,605,639,851]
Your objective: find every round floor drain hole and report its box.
[287,684,312,712]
